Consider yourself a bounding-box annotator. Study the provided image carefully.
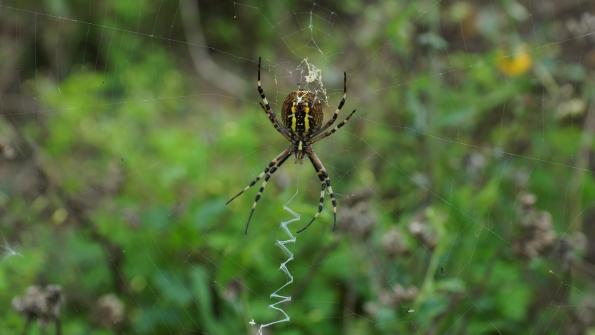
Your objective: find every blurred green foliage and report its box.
[1,0,594,334]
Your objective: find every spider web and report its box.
[296,58,328,105]
[0,0,594,334]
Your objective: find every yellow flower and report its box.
[497,45,532,76]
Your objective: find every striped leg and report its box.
[297,150,337,233]
[257,57,289,139]
[226,148,291,206]
[311,109,356,144]
[326,178,338,231]
[244,149,292,234]
[312,72,347,137]
[259,102,291,140]
[296,180,326,233]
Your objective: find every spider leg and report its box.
[312,72,347,137]
[311,109,356,144]
[259,102,291,140]
[296,178,326,233]
[226,148,291,206]
[297,150,337,233]
[257,57,290,139]
[243,148,292,234]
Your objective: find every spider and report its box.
[226,57,356,234]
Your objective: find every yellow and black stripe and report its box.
[283,91,321,137]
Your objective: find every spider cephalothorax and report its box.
[227,57,356,234]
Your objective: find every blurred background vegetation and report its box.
[1,0,594,334]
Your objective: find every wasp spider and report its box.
[226,57,356,234]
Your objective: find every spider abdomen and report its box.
[281,91,323,137]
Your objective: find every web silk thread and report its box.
[255,197,300,334]
[297,58,328,105]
